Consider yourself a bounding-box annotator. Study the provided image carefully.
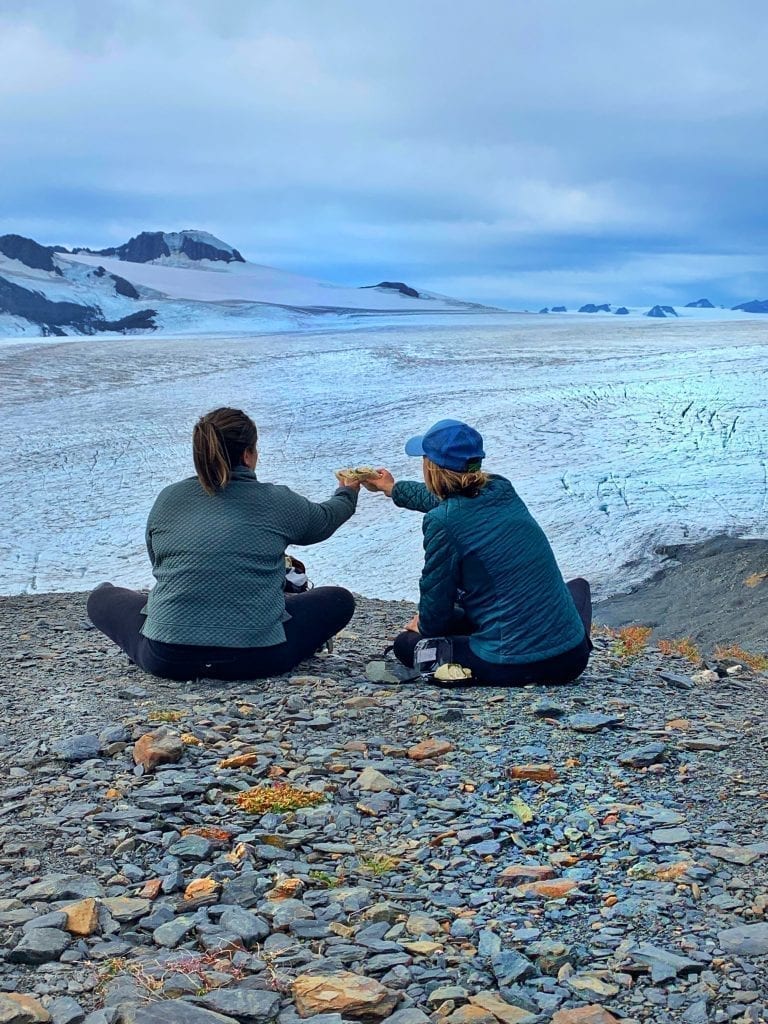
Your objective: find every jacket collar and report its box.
[231,465,256,480]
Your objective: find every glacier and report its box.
[1,314,766,603]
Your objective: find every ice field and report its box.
[1,314,767,601]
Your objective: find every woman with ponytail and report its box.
[87,407,358,681]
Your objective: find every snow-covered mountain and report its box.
[0,229,496,338]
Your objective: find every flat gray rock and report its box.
[627,941,702,982]
[650,827,693,844]
[196,989,281,1022]
[718,922,768,956]
[618,742,667,767]
[7,925,72,963]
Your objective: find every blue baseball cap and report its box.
[405,419,486,472]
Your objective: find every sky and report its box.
[1,0,767,308]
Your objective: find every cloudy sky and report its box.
[1,0,766,307]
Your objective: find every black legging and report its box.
[86,583,355,682]
[393,577,593,686]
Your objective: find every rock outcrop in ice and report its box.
[76,230,246,265]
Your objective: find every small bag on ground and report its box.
[284,555,311,593]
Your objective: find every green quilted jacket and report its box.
[142,466,357,647]
[392,475,584,664]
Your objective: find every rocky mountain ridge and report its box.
[0,230,492,338]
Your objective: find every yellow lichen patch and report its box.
[180,733,202,746]
[105,788,122,800]
[224,842,250,865]
[357,853,401,876]
[235,783,326,815]
[744,572,768,588]
[656,861,693,881]
[713,644,768,672]
[181,826,232,843]
[148,709,186,723]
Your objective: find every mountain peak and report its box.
[77,229,245,265]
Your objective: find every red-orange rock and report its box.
[497,864,556,886]
[265,877,305,900]
[469,992,537,1024]
[139,879,162,900]
[0,993,51,1022]
[218,752,262,769]
[507,764,557,782]
[132,728,183,771]
[293,972,399,1019]
[408,738,455,761]
[63,897,100,936]
[512,878,578,899]
[551,1006,619,1024]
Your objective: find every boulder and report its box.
[293,972,399,1019]
[132,728,184,771]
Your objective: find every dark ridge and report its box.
[685,298,715,308]
[96,309,157,332]
[179,235,244,263]
[615,306,630,315]
[732,299,768,313]
[578,303,611,313]
[539,307,550,314]
[87,231,170,264]
[110,274,140,299]
[78,231,245,264]
[0,234,61,275]
[646,305,678,318]
[551,305,567,312]
[361,281,421,298]
[0,275,99,330]
[0,274,155,334]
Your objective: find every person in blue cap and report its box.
[363,419,592,685]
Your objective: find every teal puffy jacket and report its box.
[392,475,585,664]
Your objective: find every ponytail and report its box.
[193,407,258,495]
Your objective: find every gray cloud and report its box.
[1,0,767,305]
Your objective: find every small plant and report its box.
[96,950,245,1004]
[180,732,202,745]
[357,853,401,876]
[713,644,768,672]
[612,625,652,659]
[235,783,326,815]
[657,637,701,663]
[148,709,186,723]
[309,869,343,888]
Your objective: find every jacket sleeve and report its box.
[145,498,159,567]
[288,486,358,545]
[392,480,441,513]
[418,513,460,636]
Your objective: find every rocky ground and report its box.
[595,536,768,653]
[1,591,768,1024]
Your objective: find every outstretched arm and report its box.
[289,481,359,546]
[362,469,440,513]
